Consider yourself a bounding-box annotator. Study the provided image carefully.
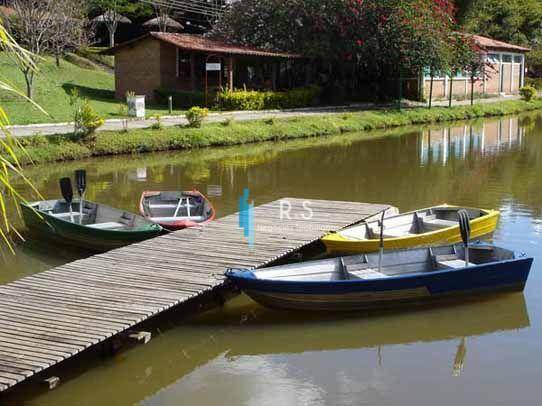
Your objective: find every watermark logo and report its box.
[239,188,254,247]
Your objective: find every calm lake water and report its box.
[3,112,542,405]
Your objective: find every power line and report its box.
[139,0,227,17]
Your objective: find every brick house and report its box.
[421,34,529,100]
[104,32,301,102]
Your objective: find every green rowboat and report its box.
[21,199,164,252]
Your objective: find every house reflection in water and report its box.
[420,117,524,165]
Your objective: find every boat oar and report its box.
[59,177,74,223]
[378,210,385,272]
[457,209,471,267]
[75,169,87,225]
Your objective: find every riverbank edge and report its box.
[17,99,542,165]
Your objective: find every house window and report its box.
[514,55,522,63]
[502,54,512,63]
[487,53,500,63]
[176,49,191,78]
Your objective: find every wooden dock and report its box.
[0,198,391,392]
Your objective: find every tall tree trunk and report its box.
[108,25,115,47]
[429,74,434,109]
[55,52,60,67]
[448,75,453,107]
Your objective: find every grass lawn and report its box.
[0,53,184,125]
[15,98,542,165]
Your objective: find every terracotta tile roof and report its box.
[104,32,301,58]
[469,34,530,53]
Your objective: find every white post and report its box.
[521,54,525,87]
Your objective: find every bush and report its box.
[69,89,104,144]
[186,107,208,128]
[155,88,205,109]
[217,86,321,111]
[18,134,49,148]
[519,86,537,101]
[221,117,234,127]
[526,77,542,90]
[150,114,162,130]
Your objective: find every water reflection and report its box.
[141,293,529,406]
[420,118,525,165]
[3,112,542,405]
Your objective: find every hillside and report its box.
[0,54,174,125]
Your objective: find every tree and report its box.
[213,0,458,101]
[461,0,542,75]
[49,0,90,67]
[91,0,132,47]
[154,3,172,33]
[9,0,56,99]
[462,0,542,46]
[0,22,43,252]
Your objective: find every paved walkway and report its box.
[3,95,520,138]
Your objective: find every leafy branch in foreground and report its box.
[0,23,44,253]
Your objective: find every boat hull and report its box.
[227,257,532,311]
[21,202,163,252]
[322,206,500,254]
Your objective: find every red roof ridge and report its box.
[462,33,530,52]
[104,32,301,59]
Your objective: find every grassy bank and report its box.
[17,99,542,165]
[0,54,182,124]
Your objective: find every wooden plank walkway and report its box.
[0,198,390,392]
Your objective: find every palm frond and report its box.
[0,22,46,253]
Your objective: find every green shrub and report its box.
[186,107,208,128]
[18,134,49,148]
[221,117,234,127]
[519,86,537,101]
[217,86,321,111]
[155,88,205,109]
[69,89,104,144]
[150,114,162,130]
[525,77,542,90]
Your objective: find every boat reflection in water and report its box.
[139,293,529,404]
[420,117,525,165]
[210,292,529,357]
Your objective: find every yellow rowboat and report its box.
[321,205,499,255]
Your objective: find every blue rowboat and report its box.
[225,243,533,311]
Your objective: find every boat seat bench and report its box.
[50,212,84,218]
[87,222,125,230]
[423,217,458,228]
[433,254,471,269]
[148,203,197,209]
[344,262,390,280]
[150,216,206,222]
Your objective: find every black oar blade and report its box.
[457,209,471,246]
[75,169,86,196]
[379,210,386,249]
[59,177,73,204]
